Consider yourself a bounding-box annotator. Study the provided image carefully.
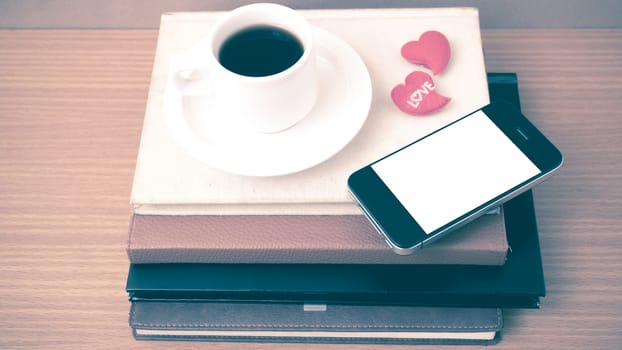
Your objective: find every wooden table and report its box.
[1,28,621,349]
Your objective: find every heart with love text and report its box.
[391,71,451,116]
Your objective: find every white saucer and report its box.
[163,26,372,177]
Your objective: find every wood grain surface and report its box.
[1,29,621,349]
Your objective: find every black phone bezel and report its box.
[347,102,562,253]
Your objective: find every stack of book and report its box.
[125,8,545,345]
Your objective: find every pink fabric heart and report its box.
[401,31,451,75]
[391,71,451,116]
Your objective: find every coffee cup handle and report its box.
[169,53,213,96]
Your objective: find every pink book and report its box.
[127,211,507,265]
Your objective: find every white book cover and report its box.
[130,8,489,215]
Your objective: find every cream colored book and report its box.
[130,8,490,216]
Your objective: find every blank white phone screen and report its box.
[371,110,540,234]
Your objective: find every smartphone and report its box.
[348,102,563,255]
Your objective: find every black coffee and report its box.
[218,25,304,77]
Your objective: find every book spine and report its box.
[127,213,507,265]
[129,301,502,345]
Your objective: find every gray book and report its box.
[130,301,502,345]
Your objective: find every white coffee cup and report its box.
[170,3,318,134]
